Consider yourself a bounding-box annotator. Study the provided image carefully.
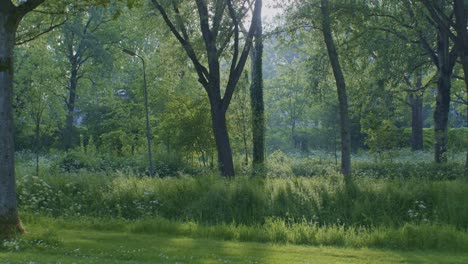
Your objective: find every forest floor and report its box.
[1,217,468,264]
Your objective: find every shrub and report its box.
[266,150,294,178]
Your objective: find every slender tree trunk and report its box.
[409,76,424,151]
[453,0,468,172]
[320,0,352,178]
[64,66,78,150]
[35,115,40,176]
[210,103,235,178]
[0,7,24,236]
[291,118,296,147]
[250,0,265,170]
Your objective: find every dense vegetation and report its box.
[7,152,467,252]
[0,0,467,261]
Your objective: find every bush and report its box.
[266,150,294,178]
[353,161,465,179]
[49,149,193,176]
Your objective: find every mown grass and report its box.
[2,216,468,263]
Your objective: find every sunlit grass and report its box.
[2,217,468,264]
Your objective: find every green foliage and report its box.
[353,162,465,179]
[48,149,193,176]
[16,163,468,229]
[361,116,404,160]
[4,217,468,263]
[266,150,294,177]
[399,128,468,152]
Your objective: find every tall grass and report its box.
[16,169,468,228]
[15,150,468,250]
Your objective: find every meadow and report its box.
[2,151,467,263]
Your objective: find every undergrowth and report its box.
[16,171,468,228]
[14,151,468,251]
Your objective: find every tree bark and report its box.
[64,66,78,150]
[434,26,457,163]
[210,101,235,177]
[0,4,23,237]
[151,0,260,177]
[409,76,424,151]
[453,0,468,172]
[409,92,423,151]
[250,0,265,171]
[34,113,41,176]
[320,0,352,178]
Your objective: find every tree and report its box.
[229,72,252,167]
[452,0,468,171]
[0,0,134,237]
[402,0,458,162]
[0,0,46,237]
[150,0,261,177]
[14,39,63,176]
[53,7,115,150]
[320,0,351,178]
[268,57,315,151]
[407,76,425,151]
[250,0,265,172]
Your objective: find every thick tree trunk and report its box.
[250,0,265,171]
[321,0,352,178]
[409,89,424,151]
[210,104,235,178]
[0,8,24,237]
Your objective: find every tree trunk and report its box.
[453,0,468,173]
[409,77,424,151]
[64,66,78,150]
[250,0,265,171]
[0,7,24,237]
[433,73,451,163]
[210,103,235,178]
[35,115,40,176]
[434,26,456,163]
[321,0,352,178]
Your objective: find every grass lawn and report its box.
[1,219,468,264]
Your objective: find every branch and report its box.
[420,0,457,43]
[223,0,260,111]
[196,0,217,61]
[453,92,468,105]
[172,2,190,41]
[368,26,418,44]
[212,0,227,40]
[367,12,414,30]
[31,9,65,16]
[227,0,240,81]
[402,0,439,66]
[15,18,68,45]
[217,25,235,57]
[151,0,209,88]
